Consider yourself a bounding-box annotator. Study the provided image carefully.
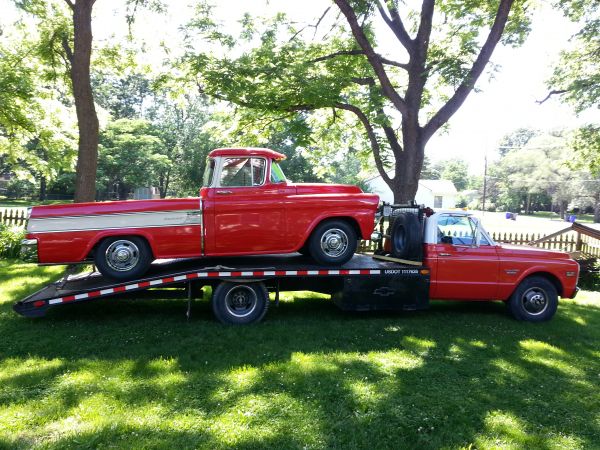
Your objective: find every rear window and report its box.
[220,157,266,187]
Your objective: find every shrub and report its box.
[0,224,25,259]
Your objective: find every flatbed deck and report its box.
[14,254,431,319]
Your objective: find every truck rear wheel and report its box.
[211,281,269,325]
[308,220,357,265]
[389,212,421,260]
[94,236,153,281]
[507,276,558,322]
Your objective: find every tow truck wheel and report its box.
[308,220,357,265]
[94,236,153,281]
[211,281,269,325]
[507,276,558,322]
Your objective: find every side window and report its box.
[270,161,286,183]
[220,158,266,187]
[434,195,443,208]
[437,215,476,246]
[479,230,491,246]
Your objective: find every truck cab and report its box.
[420,210,579,320]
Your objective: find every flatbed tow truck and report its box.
[14,253,430,324]
[14,204,580,324]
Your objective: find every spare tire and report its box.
[389,212,421,260]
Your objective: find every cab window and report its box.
[220,158,266,187]
[437,214,477,246]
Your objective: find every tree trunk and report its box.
[69,0,99,203]
[39,176,47,201]
[391,126,424,203]
[559,200,568,219]
[594,191,600,223]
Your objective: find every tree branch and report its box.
[536,89,569,104]
[310,49,408,70]
[376,0,414,52]
[61,35,74,65]
[351,77,375,86]
[310,49,363,63]
[63,0,74,10]
[335,102,392,185]
[334,0,408,116]
[415,0,435,58]
[423,0,515,142]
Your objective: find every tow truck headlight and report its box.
[370,231,383,242]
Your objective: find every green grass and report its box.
[0,260,599,449]
[524,211,595,224]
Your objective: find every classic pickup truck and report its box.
[380,208,580,321]
[21,148,380,280]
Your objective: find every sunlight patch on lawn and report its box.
[519,340,584,377]
[209,392,324,448]
[490,359,528,380]
[475,410,585,450]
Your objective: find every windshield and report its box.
[270,161,287,183]
[202,158,215,187]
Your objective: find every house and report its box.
[366,174,457,208]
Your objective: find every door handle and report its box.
[216,190,233,195]
[439,253,452,256]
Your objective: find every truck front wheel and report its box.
[211,281,269,325]
[94,236,153,281]
[507,276,558,322]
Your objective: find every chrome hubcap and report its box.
[225,286,257,318]
[521,287,548,315]
[320,228,349,258]
[105,240,140,272]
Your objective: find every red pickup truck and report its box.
[21,148,379,279]
[380,208,580,322]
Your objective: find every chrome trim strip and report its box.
[30,208,201,221]
[29,223,202,234]
[29,209,202,233]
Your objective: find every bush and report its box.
[0,224,25,259]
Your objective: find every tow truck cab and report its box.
[419,211,579,303]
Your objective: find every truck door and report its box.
[209,157,289,255]
[430,214,500,300]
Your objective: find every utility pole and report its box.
[482,154,488,213]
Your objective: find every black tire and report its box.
[507,276,558,322]
[297,244,310,256]
[308,220,357,265]
[389,212,421,260]
[94,236,153,281]
[211,281,269,325]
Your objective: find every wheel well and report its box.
[305,217,362,245]
[89,234,154,259]
[521,272,563,297]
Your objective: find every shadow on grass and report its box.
[1,281,599,448]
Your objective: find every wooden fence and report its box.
[490,231,600,258]
[0,208,27,227]
[359,226,600,259]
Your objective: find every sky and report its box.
[2,0,598,175]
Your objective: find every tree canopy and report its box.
[187,0,532,201]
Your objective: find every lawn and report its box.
[0,260,599,449]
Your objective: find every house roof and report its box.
[365,172,458,194]
[419,179,457,194]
